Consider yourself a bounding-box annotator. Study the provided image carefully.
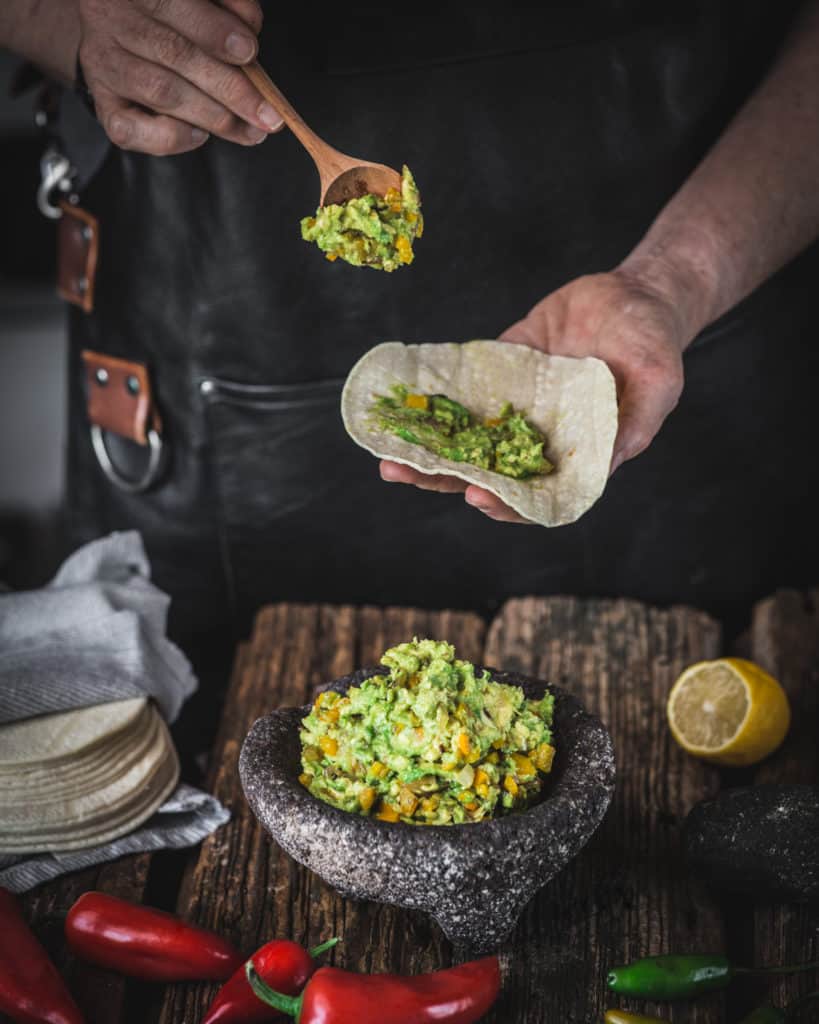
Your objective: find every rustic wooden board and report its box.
[21,853,152,1024]
[157,603,486,1024]
[16,593,819,1024]
[746,590,819,1016]
[483,596,724,1024]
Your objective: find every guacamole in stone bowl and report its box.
[239,642,615,950]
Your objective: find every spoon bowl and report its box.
[321,163,402,207]
[242,62,402,207]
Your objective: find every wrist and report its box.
[616,219,726,351]
[1,0,80,85]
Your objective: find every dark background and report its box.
[0,52,68,589]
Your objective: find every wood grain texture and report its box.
[21,853,151,1024]
[747,590,819,1014]
[18,593,819,1024]
[157,603,486,1024]
[484,597,724,1024]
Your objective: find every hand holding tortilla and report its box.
[343,339,617,527]
[381,272,685,522]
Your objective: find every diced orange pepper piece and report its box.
[398,787,419,816]
[375,802,400,822]
[404,394,429,411]
[535,743,556,772]
[319,736,338,756]
[395,236,413,264]
[512,753,535,778]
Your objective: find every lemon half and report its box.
[667,657,790,766]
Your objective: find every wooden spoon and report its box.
[242,61,402,207]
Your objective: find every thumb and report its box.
[497,316,542,349]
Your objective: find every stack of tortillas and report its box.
[0,698,179,854]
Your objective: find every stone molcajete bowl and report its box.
[239,667,615,952]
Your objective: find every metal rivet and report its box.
[34,110,48,128]
[126,375,140,396]
[199,379,214,395]
[95,367,109,386]
[82,224,93,242]
[77,276,88,294]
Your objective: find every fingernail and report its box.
[258,101,283,131]
[244,124,266,144]
[226,31,255,62]
[108,115,130,144]
[191,128,208,144]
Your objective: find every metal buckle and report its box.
[90,425,165,493]
[37,144,77,220]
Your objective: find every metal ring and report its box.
[37,147,74,220]
[90,424,164,493]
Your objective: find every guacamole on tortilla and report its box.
[371,384,554,479]
[299,638,555,825]
[300,165,422,271]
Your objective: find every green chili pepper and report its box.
[605,1010,668,1024]
[607,955,732,999]
[607,955,819,1001]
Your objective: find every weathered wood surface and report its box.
[157,604,486,1024]
[20,853,151,1024]
[484,597,724,1024]
[744,591,819,1019]
[13,592,819,1024]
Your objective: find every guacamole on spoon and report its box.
[300,165,422,271]
[299,638,555,825]
[371,384,554,479]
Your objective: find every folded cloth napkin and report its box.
[0,531,229,893]
[0,531,196,724]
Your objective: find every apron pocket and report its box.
[199,373,354,624]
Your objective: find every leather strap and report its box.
[57,201,98,312]
[81,350,162,446]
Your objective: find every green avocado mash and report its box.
[299,638,556,825]
[300,165,422,271]
[371,384,554,479]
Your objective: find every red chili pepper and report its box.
[64,892,242,982]
[202,938,338,1024]
[246,956,501,1024]
[0,886,85,1024]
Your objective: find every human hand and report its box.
[77,0,284,155]
[380,270,688,523]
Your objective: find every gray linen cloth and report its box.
[0,531,229,892]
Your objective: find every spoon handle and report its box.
[242,61,332,168]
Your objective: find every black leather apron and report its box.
[62,1,819,663]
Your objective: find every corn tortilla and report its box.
[342,340,617,526]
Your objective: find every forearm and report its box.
[0,0,79,84]
[619,1,819,345]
